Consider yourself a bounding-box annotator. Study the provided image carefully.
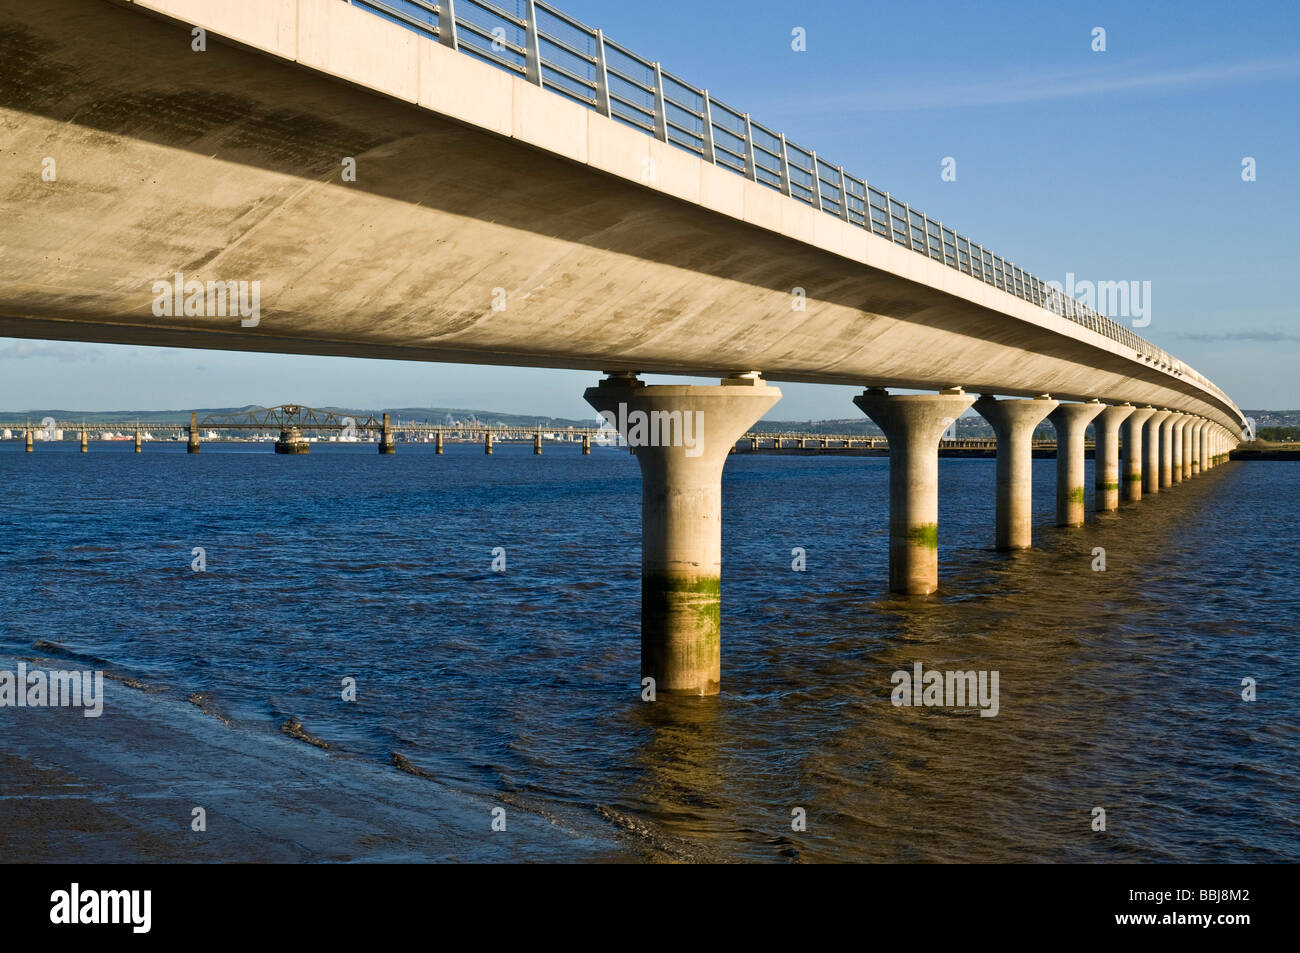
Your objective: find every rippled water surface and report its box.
[1,441,1296,862]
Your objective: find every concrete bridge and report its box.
[0,0,1246,694]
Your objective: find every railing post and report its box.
[524,0,542,86]
[742,113,757,181]
[700,91,716,164]
[809,152,824,212]
[594,28,611,117]
[778,133,792,197]
[902,202,914,252]
[439,0,458,50]
[836,168,850,222]
[651,62,668,142]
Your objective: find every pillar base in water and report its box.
[855,388,976,594]
[1094,404,1134,512]
[274,427,309,454]
[1048,401,1104,527]
[974,395,1058,549]
[378,442,396,454]
[584,373,780,696]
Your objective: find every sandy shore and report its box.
[0,652,643,863]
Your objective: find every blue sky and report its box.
[2,0,1296,417]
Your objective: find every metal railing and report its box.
[343,0,1235,413]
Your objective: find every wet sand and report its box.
[0,653,644,863]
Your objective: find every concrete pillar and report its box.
[187,412,200,454]
[1094,404,1134,511]
[1177,417,1191,480]
[135,428,142,453]
[771,435,780,449]
[484,431,493,455]
[855,387,976,593]
[1158,412,1176,488]
[436,430,444,454]
[379,412,396,454]
[1201,423,1211,470]
[1049,400,1104,527]
[583,372,781,695]
[80,429,88,453]
[974,394,1058,549]
[1145,410,1170,494]
[1188,420,1201,474]
[24,428,33,452]
[581,433,590,455]
[533,431,542,455]
[1121,407,1155,502]
[1170,416,1185,484]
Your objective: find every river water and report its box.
[1,441,1295,862]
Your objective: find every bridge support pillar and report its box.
[1190,420,1202,474]
[1202,423,1212,470]
[379,413,396,454]
[855,387,976,593]
[534,432,542,455]
[581,433,590,455]
[584,372,781,695]
[974,394,1058,549]
[187,412,200,454]
[1171,416,1186,484]
[1179,416,1193,480]
[80,429,88,453]
[1145,410,1170,494]
[1159,412,1177,488]
[1094,404,1134,511]
[135,428,142,453]
[1122,407,1155,502]
[436,430,444,454]
[1049,400,1104,527]
[484,432,493,455]
[25,428,33,453]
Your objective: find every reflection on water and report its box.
[0,442,1295,861]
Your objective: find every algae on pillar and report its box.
[1049,400,1104,527]
[584,371,781,696]
[1122,407,1155,502]
[973,394,1058,549]
[1094,404,1135,511]
[854,387,976,594]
